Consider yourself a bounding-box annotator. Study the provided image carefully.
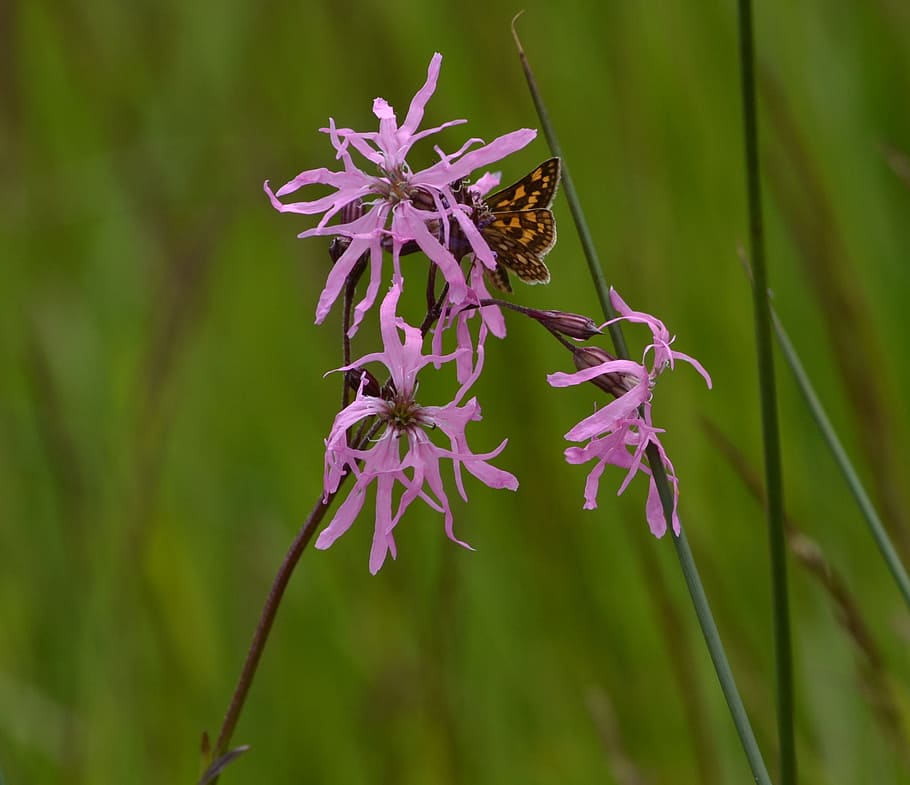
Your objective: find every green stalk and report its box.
[666,485,773,785]
[511,15,773,785]
[772,310,910,609]
[736,2,796,782]
[510,17,627,361]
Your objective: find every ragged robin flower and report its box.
[265,52,536,334]
[547,289,712,537]
[319,283,518,573]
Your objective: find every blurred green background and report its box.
[4,0,910,782]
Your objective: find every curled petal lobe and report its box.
[472,171,501,196]
[373,97,395,122]
[401,52,443,137]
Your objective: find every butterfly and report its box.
[472,157,561,292]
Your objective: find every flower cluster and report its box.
[265,52,534,335]
[319,284,517,573]
[267,53,711,570]
[266,53,531,571]
[547,290,712,536]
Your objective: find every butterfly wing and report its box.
[486,209,557,259]
[484,158,561,212]
[473,158,560,291]
[483,262,514,293]
[481,209,555,287]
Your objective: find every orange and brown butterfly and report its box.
[471,157,561,292]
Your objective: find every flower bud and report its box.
[345,367,382,398]
[572,346,631,399]
[340,199,364,224]
[530,309,602,340]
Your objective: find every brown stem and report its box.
[202,263,463,781]
[205,492,336,782]
[476,296,532,316]
[418,282,449,336]
[202,417,385,784]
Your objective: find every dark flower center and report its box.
[384,394,423,431]
[375,165,417,205]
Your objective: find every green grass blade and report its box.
[736,1,796,781]
[772,311,910,609]
[513,15,774,785]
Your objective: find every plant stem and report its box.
[203,401,380,784]
[510,13,628,360]
[736,1,795,782]
[648,444,773,785]
[771,311,910,609]
[204,493,338,784]
[512,14,774,784]
[649,466,773,785]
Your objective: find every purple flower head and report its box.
[264,53,536,335]
[320,283,518,573]
[547,288,711,537]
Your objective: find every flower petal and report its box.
[369,473,398,574]
[547,359,643,389]
[401,53,442,138]
[419,128,537,186]
[317,481,367,549]
[563,389,648,442]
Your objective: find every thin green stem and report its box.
[512,14,773,784]
[510,15,628,360]
[648,444,772,785]
[772,310,910,609]
[736,1,795,782]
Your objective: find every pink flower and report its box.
[547,289,712,537]
[432,260,507,385]
[428,171,510,384]
[264,53,536,334]
[319,283,518,573]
